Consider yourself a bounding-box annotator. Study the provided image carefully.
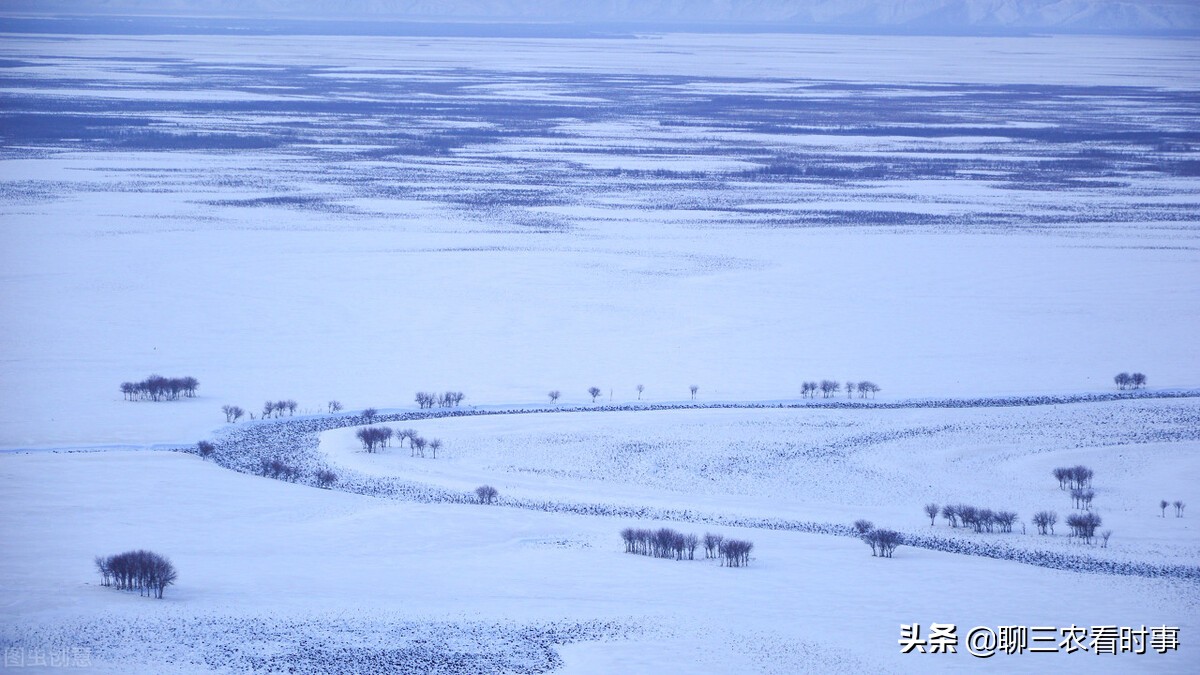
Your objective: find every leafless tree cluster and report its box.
[801,380,879,398]
[1161,499,1186,517]
[261,399,298,418]
[327,400,343,413]
[415,391,465,408]
[621,527,696,560]
[315,468,338,489]
[548,390,561,404]
[475,485,498,504]
[620,528,752,566]
[702,533,723,558]
[258,457,300,481]
[855,521,902,558]
[120,375,198,402]
[1070,488,1096,510]
[939,504,1018,533]
[720,539,754,567]
[1113,372,1147,390]
[94,550,177,599]
[1066,512,1103,543]
[1032,510,1058,534]
[355,426,393,452]
[362,408,378,422]
[1053,465,1094,490]
[196,441,214,460]
[221,404,245,423]
[689,385,699,400]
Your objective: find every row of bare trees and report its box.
[415,391,465,409]
[94,550,177,599]
[221,400,350,424]
[354,425,442,457]
[938,504,1018,533]
[1113,372,1147,390]
[620,528,753,566]
[120,375,198,402]
[853,520,902,558]
[801,380,880,399]
[1159,500,1186,517]
[1053,465,1094,490]
[549,386,700,404]
[262,400,298,418]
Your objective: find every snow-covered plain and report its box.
[1,27,1199,673]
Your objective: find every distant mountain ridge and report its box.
[5,0,1200,34]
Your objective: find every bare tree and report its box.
[196,441,214,460]
[845,381,854,399]
[703,533,723,559]
[1174,500,1186,517]
[924,503,939,526]
[689,385,698,400]
[941,504,958,528]
[1131,372,1147,389]
[475,485,498,504]
[1033,510,1058,535]
[1160,499,1169,517]
[429,438,442,459]
[411,436,427,457]
[262,401,274,419]
[1101,530,1112,548]
[328,400,343,413]
[1114,372,1131,390]
[362,407,378,423]
[588,387,601,403]
[285,400,297,416]
[548,390,561,404]
[636,384,644,400]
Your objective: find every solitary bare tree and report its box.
[924,503,939,526]
[588,387,601,403]
[1161,499,1169,517]
[548,390,561,404]
[328,400,343,413]
[689,385,699,400]
[430,438,442,459]
[636,384,644,400]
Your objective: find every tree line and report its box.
[415,391,465,409]
[802,380,880,399]
[936,504,1018,533]
[120,375,198,401]
[354,425,442,458]
[620,527,753,567]
[93,550,177,599]
[1113,372,1147,390]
